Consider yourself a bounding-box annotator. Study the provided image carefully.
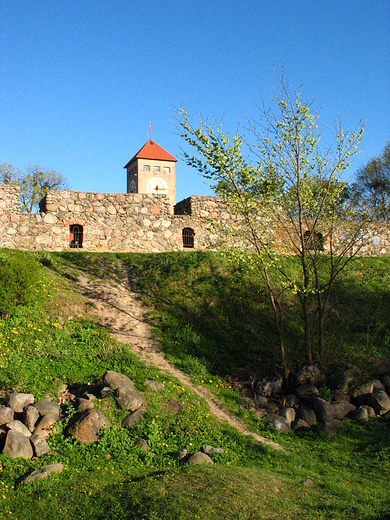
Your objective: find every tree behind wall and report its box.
[0,162,68,213]
[177,72,370,370]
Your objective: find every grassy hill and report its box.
[0,250,389,519]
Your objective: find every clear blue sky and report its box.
[1,1,389,202]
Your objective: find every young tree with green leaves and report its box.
[177,72,370,369]
[0,162,68,213]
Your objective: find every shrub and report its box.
[0,251,40,318]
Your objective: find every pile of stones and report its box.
[0,370,222,467]
[240,358,390,434]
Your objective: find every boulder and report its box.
[171,448,188,459]
[24,405,40,432]
[20,463,63,485]
[166,399,185,414]
[33,400,61,419]
[0,406,14,425]
[6,420,31,438]
[255,376,283,397]
[33,413,59,439]
[284,394,299,408]
[381,375,390,393]
[348,407,369,423]
[76,398,93,412]
[115,387,144,411]
[201,445,224,454]
[265,413,291,433]
[143,380,165,391]
[276,407,296,424]
[292,419,311,433]
[188,452,213,465]
[134,438,148,451]
[332,400,356,420]
[66,409,111,444]
[2,430,33,459]
[360,405,376,418]
[5,393,34,413]
[296,365,322,386]
[296,406,317,426]
[295,385,319,403]
[121,408,145,429]
[30,434,51,457]
[254,395,269,407]
[320,421,337,435]
[313,398,335,423]
[254,409,269,419]
[103,370,134,391]
[369,390,390,415]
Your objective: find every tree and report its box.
[0,162,68,213]
[350,141,390,221]
[177,72,370,370]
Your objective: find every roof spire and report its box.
[149,121,151,140]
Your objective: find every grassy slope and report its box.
[0,251,389,519]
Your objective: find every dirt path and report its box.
[73,264,284,452]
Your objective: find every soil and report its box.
[72,262,284,451]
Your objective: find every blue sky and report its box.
[1,1,389,202]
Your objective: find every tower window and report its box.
[154,166,160,173]
[70,224,83,249]
[163,167,170,173]
[182,228,195,248]
[143,165,150,171]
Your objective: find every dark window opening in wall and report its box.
[304,230,324,251]
[70,225,83,249]
[182,228,195,248]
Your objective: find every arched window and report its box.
[182,228,195,248]
[70,224,83,249]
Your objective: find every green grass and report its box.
[0,250,389,519]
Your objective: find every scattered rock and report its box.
[171,448,188,459]
[255,409,269,419]
[0,406,14,425]
[115,387,144,411]
[76,398,94,412]
[5,393,34,413]
[30,434,51,457]
[33,400,61,419]
[348,407,369,423]
[276,407,296,424]
[296,406,317,426]
[292,418,311,433]
[166,399,185,414]
[360,405,376,418]
[121,408,145,428]
[188,452,213,465]
[296,366,322,386]
[6,420,31,438]
[66,409,111,444]
[369,390,390,415]
[2,430,33,459]
[100,386,111,398]
[332,400,356,420]
[34,413,59,439]
[295,385,319,403]
[24,405,40,432]
[201,445,224,454]
[313,398,335,423]
[320,421,337,435]
[20,463,63,485]
[254,395,269,407]
[303,479,315,487]
[143,380,165,391]
[255,376,283,397]
[134,438,148,451]
[103,371,134,391]
[265,413,291,433]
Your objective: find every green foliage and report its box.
[0,251,40,319]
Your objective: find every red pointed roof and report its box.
[124,139,177,168]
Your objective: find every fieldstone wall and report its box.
[1,183,390,254]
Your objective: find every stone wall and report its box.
[1,183,390,255]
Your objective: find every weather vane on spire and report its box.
[149,121,151,140]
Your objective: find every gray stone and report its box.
[100,387,111,398]
[103,370,134,391]
[115,387,144,411]
[382,410,390,421]
[121,408,145,428]
[284,394,299,408]
[5,393,34,413]
[332,419,348,431]
[360,405,376,418]
[276,407,296,424]
[30,434,51,457]
[296,365,322,386]
[369,390,390,415]
[166,399,185,414]
[265,413,291,433]
[24,405,40,432]
[20,463,63,485]
[320,421,338,435]
[255,376,283,397]
[0,406,14,425]
[2,430,33,459]
[296,385,319,403]
[6,420,31,438]
[134,438,148,451]
[33,413,59,439]
[292,419,311,433]
[33,400,61,419]
[66,409,111,444]
[188,452,213,465]
[171,448,188,459]
[296,405,317,426]
[254,409,269,419]
[254,395,269,407]
[76,398,94,412]
[381,375,390,393]
[201,445,224,454]
[349,407,369,423]
[143,380,165,391]
[313,397,335,423]
[332,400,356,420]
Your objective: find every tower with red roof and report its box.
[124,139,177,211]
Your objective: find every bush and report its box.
[0,251,40,318]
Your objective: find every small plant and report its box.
[319,385,332,403]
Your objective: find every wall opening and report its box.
[182,227,195,248]
[70,224,83,249]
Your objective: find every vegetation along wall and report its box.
[1,183,390,254]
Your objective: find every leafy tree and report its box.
[177,72,370,369]
[350,141,390,220]
[0,162,68,213]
